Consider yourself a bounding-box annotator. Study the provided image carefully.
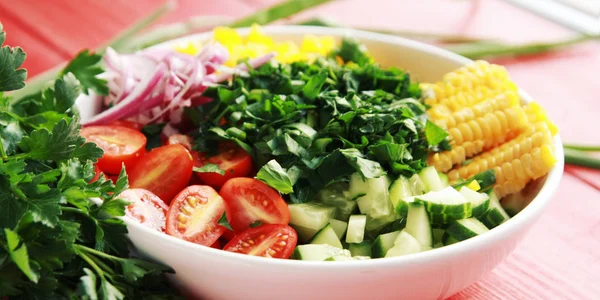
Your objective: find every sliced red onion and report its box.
[208,52,277,83]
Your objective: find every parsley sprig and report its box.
[0,25,179,299]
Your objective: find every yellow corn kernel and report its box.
[428,140,485,173]
[424,61,516,106]
[467,180,481,191]
[492,144,556,198]
[213,26,243,48]
[524,102,559,135]
[448,105,528,149]
[447,122,554,181]
[247,24,274,48]
[431,90,520,129]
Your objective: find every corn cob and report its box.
[448,105,528,149]
[447,121,554,181]
[428,140,485,173]
[493,144,557,198]
[431,90,520,129]
[422,60,516,106]
[524,102,559,135]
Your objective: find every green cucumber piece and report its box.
[477,192,510,229]
[419,166,445,192]
[310,224,343,249]
[428,212,469,225]
[459,186,490,218]
[371,230,401,258]
[293,244,351,261]
[389,176,411,218]
[415,186,472,216]
[442,233,460,245]
[318,182,357,221]
[385,231,421,257]
[445,218,489,241]
[432,228,445,246]
[500,193,523,217]
[288,203,335,231]
[404,202,433,248]
[438,172,449,188]
[348,173,393,219]
[365,211,401,237]
[328,219,348,240]
[291,224,321,243]
[348,241,372,257]
[324,255,371,261]
[346,215,367,243]
[408,174,426,196]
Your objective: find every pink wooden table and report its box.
[2,0,599,298]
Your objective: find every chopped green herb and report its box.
[218,212,233,231]
[193,163,225,175]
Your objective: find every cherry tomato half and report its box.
[128,144,194,204]
[223,224,297,259]
[166,185,226,246]
[194,143,253,189]
[220,178,290,232]
[81,125,147,175]
[119,189,168,232]
[109,120,143,131]
[210,239,221,249]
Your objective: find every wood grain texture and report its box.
[3,0,599,298]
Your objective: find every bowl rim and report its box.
[118,25,565,269]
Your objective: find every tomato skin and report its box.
[128,144,194,204]
[223,224,297,259]
[119,189,168,232]
[194,143,253,189]
[166,185,226,246]
[219,227,236,242]
[109,120,143,131]
[81,125,147,174]
[166,134,193,150]
[210,239,221,249]
[220,178,291,232]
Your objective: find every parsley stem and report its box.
[75,246,106,279]
[564,148,600,170]
[61,206,88,216]
[76,244,120,262]
[564,144,600,152]
[0,141,7,161]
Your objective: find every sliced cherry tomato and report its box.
[165,185,226,246]
[219,227,236,242]
[81,125,147,174]
[128,144,194,203]
[166,134,193,150]
[119,189,168,232]
[220,178,290,232]
[90,165,107,183]
[108,120,143,131]
[223,224,297,258]
[210,239,221,249]
[194,143,253,189]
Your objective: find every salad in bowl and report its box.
[74,25,562,298]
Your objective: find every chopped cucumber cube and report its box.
[371,230,401,258]
[459,186,490,218]
[405,202,433,248]
[346,215,367,244]
[419,166,445,192]
[328,219,348,240]
[288,203,335,231]
[389,176,412,217]
[477,192,510,228]
[291,224,321,243]
[385,231,421,257]
[348,241,372,257]
[445,218,490,241]
[310,224,343,249]
[348,173,394,219]
[415,186,472,216]
[408,174,426,196]
[318,182,357,221]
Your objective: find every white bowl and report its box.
[77,26,564,300]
